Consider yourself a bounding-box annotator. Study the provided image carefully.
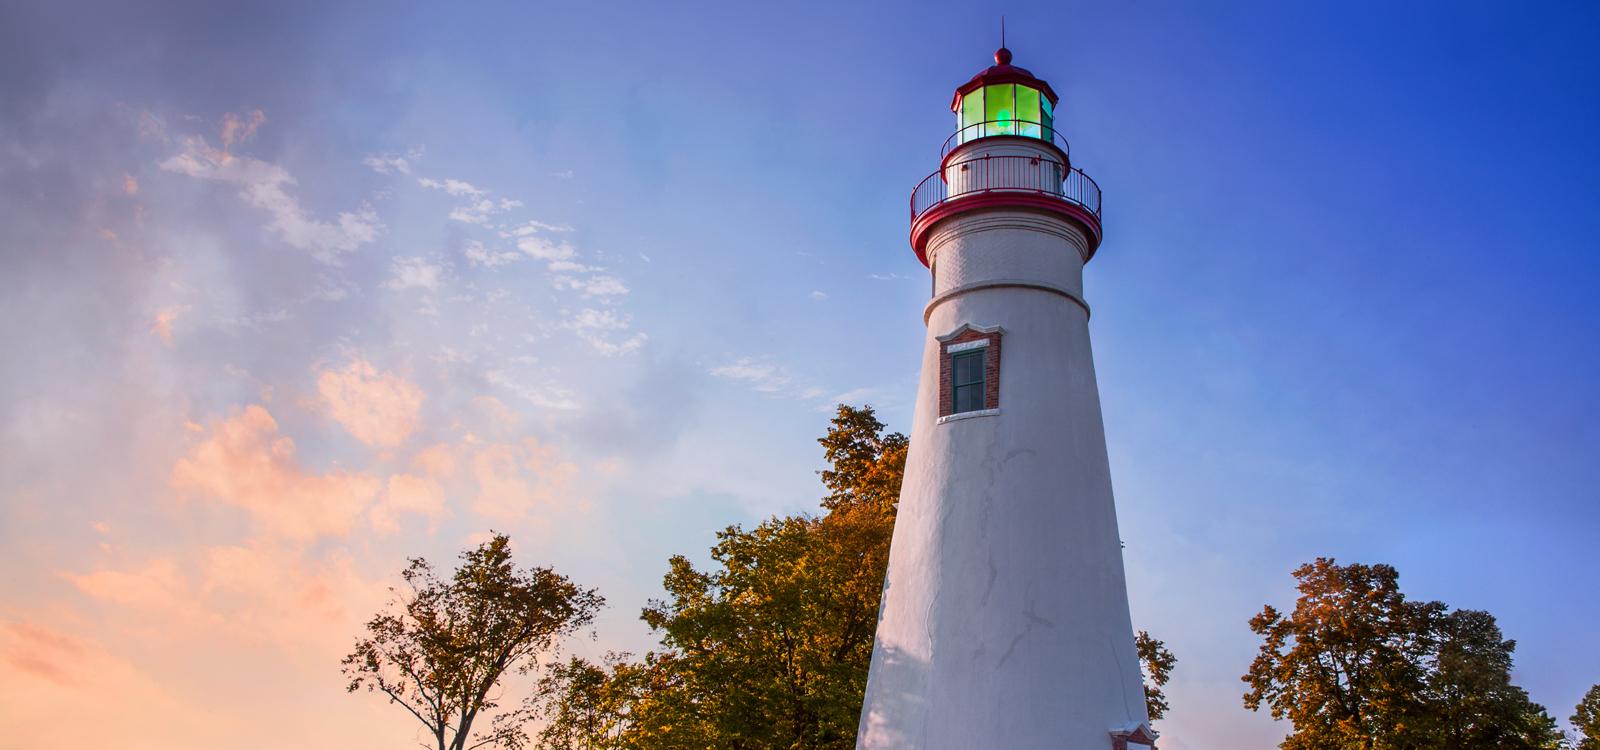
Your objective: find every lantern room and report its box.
[950,47,1061,149]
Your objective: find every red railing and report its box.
[911,154,1102,226]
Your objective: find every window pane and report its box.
[954,351,984,386]
[961,91,984,143]
[1016,86,1041,138]
[985,84,1015,136]
[955,384,984,413]
[1042,96,1055,140]
[951,349,986,413]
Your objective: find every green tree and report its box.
[534,405,1176,749]
[1243,558,1440,750]
[343,534,604,750]
[1574,684,1600,750]
[1424,609,1564,748]
[534,653,649,750]
[1243,558,1563,750]
[1137,630,1177,722]
[816,403,908,514]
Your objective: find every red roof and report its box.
[951,48,1060,112]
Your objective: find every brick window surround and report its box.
[937,324,1002,417]
[1110,723,1159,750]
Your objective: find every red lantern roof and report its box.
[951,47,1060,112]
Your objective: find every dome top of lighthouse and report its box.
[950,47,1059,112]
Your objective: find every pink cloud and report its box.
[370,473,449,534]
[61,558,193,613]
[470,438,577,521]
[317,360,425,448]
[151,305,188,346]
[0,620,237,748]
[220,109,265,150]
[171,405,380,540]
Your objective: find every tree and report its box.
[1574,684,1600,750]
[1243,558,1440,750]
[1423,609,1564,748]
[534,653,648,750]
[343,534,604,750]
[533,405,1176,749]
[535,405,902,749]
[816,403,908,514]
[1243,558,1562,750]
[1136,631,1177,722]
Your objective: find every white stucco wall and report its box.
[857,207,1149,749]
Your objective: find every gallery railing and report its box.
[941,120,1071,160]
[911,154,1102,226]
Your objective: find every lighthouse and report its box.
[855,46,1157,749]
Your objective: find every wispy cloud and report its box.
[461,240,521,268]
[710,358,794,393]
[362,147,422,176]
[565,308,646,356]
[517,235,576,261]
[160,113,381,262]
[555,274,629,299]
[382,256,443,291]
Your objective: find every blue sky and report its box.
[2,1,1597,747]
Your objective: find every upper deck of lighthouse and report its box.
[947,47,1066,163]
[910,48,1103,266]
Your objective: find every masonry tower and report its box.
[855,46,1156,750]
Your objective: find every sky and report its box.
[1,1,1598,747]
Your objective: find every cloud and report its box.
[362,148,420,175]
[566,308,646,356]
[160,128,381,262]
[150,305,190,346]
[517,235,576,261]
[0,620,236,748]
[220,109,265,150]
[710,358,794,393]
[469,438,577,521]
[462,239,520,267]
[554,273,629,298]
[506,219,574,235]
[170,405,381,539]
[316,360,425,447]
[61,558,194,615]
[417,177,522,225]
[382,256,443,291]
[485,369,582,410]
[369,473,448,534]
[416,177,486,198]
[810,290,828,301]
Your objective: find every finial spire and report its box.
[995,16,1012,65]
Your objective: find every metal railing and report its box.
[911,154,1102,226]
[942,120,1071,160]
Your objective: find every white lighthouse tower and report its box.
[856,46,1157,750]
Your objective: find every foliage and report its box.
[1243,557,1562,750]
[343,534,604,750]
[1136,631,1177,722]
[534,653,651,750]
[816,403,908,514]
[1423,609,1564,748]
[1575,684,1600,750]
[533,405,1175,749]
